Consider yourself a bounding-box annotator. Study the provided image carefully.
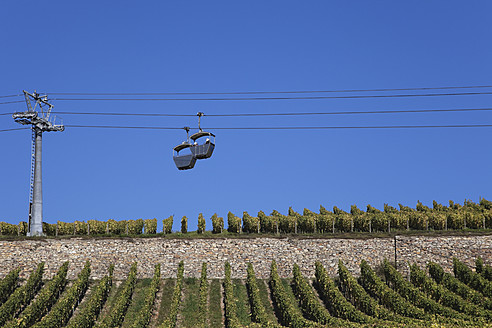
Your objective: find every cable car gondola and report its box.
[173,127,196,170]
[190,131,215,159]
[190,112,215,159]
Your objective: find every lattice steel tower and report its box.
[12,91,64,236]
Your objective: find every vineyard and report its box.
[0,257,491,327]
[1,199,491,237]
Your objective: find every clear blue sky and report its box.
[1,1,491,231]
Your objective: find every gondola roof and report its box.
[190,131,215,141]
[173,143,192,152]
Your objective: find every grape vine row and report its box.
[0,255,490,327]
[95,262,137,328]
[0,269,20,305]
[65,265,114,328]
[31,261,91,328]
[0,263,44,326]
[131,264,160,328]
[159,261,184,328]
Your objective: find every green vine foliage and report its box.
[17,222,27,236]
[106,219,121,234]
[366,205,387,232]
[409,263,492,322]
[181,216,188,234]
[432,200,448,212]
[0,263,44,326]
[484,264,492,282]
[273,210,295,234]
[4,259,492,328]
[51,220,151,236]
[269,260,323,328]
[56,221,74,235]
[481,198,492,210]
[242,212,260,233]
[476,257,484,274]
[384,204,406,230]
[293,263,357,327]
[358,260,428,320]
[454,258,492,298]
[31,261,91,328]
[42,222,57,236]
[87,220,106,235]
[447,213,465,230]
[302,209,319,233]
[334,207,352,232]
[383,259,469,321]
[197,213,206,234]
[408,212,428,231]
[10,198,491,237]
[211,213,223,233]
[482,199,492,227]
[428,212,446,230]
[463,211,482,229]
[258,211,277,233]
[95,262,137,328]
[339,261,428,327]
[127,219,144,234]
[74,221,88,235]
[317,206,334,233]
[287,208,302,233]
[131,264,160,328]
[0,268,21,305]
[3,262,69,328]
[428,261,492,311]
[476,257,492,282]
[370,210,388,232]
[0,222,19,236]
[351,205,368,232]
[197,263,208,328]
[338,260,400,322]
[313,261,371,324]
[144,218,157,234]
[160,261,184,328]
[66,265,114,328]
[223,262,242,328]
[227,212,241,233]
[245,263,283,327]
[163,216,173,234]
[292,208,313,233]
[246,263,269,324]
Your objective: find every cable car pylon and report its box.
[12,91,64,236]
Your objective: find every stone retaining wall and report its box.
[0,235,490,280]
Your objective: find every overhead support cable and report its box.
[3,123,492,133]
[49,91,492,102]
[0,100,25,105]
[0,94,23,99]
[63,124,492,130]
[52,112,197,117]
[42,85,492,96]
[65,124,181,130]
[207,107,492,116]
[0,128,30,132]
[38,107,492,117]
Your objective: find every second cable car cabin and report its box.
[173,126,196,170]
[190,131,215,159]
[173,142,196,170]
